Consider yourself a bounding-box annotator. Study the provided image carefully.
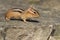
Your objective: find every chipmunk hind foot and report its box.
[5,17,10,21]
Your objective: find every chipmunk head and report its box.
[27,6,39,18]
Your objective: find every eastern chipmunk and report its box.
[5,6,39,22]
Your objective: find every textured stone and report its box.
[0,31,3,40]
[4,25,54,40]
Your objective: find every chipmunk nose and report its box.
[37,13,39,16]
[37,14,40,18]
[35,15,39,18]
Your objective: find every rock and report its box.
[4,25,54,40]
[5,27,27,40]
[49,36,56,40]
[31,25,54,40]
[0,31,3,40]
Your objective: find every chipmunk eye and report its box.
[34,12,36,13]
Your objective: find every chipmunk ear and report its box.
[28,7,32,12]
[27,6,33,13]
[28,5,34,11]
[30,5,35,9]
[27,5,35,13]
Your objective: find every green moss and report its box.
[29,0,40,4]
[54,25,60,36]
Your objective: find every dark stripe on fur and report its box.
[11,8,24,13]
[12,8,24,11]
[13,11,23,13]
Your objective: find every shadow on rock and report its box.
[11,19,39,23]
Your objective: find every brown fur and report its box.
[5,6,39,22]
[5,8,22,21]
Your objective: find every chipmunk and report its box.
[5,6,39,22]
